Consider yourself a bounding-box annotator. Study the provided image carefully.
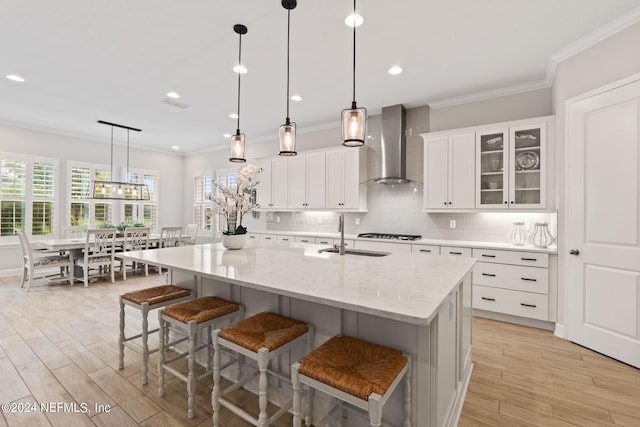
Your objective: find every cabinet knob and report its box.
[569,249,580,255]
[443,202,447,206]
[504,201,508,204]
[510,201,514,204]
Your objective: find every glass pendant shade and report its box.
[229,133,246,163]
[278,122,297,156]
[341,105,367,147]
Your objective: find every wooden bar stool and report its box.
[291,335,412,427]
[211,312,313,427]
[158,296,242,420]
[118,285,193,385]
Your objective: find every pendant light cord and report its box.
[110,125,114,180]
[352,0,357,107]
[236,31,243,134]
[286,9,291,122]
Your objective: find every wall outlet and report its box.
[355,218,360,226]
[276,216,280,223]
[449,219,456,229]
[317,216,322,224]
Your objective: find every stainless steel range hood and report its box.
[374,104,410,184]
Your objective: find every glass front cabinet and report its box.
[476,123,546,209]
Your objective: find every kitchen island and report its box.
[121,242,475,427]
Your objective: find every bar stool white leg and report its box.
[257,347,269,427]
[404,357,412,427]
[141,301,150,385]
[292,363,302,427]
[368,394,382,426]
[212,328,221,427]
[187,320,197,419]
[158,310,166,397]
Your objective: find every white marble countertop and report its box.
[122,242,475,326]
[247,230,558,254]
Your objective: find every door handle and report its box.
[569,249,580,255]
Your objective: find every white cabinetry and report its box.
[257,158,288,209]
[326,148,366,210]
[440,246,472,257]
[476,121,549,209]
[354,240,412,253]
[471,248,555,322]
[423,132,475,210]
[288,152,326,209]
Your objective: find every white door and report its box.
[566,76,640,368]
[424,135,449,209]
[449,132,475,209]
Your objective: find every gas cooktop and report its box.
[357,233,422,241]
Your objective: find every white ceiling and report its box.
[1,0,639,154]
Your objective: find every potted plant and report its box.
[211,164,262,249]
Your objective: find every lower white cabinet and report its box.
[354,240,412,253]
[472,248,553,322]
[440,246,472,257]
[411,244,439,254]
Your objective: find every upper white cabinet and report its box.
[257,147,366,211]
[257,157,289,209]
[423,132,475,210]
[325,148,366,210]
[476,121,548,209]
[289,152,326,209]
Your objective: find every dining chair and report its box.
[183,223,199,245]
[119,227,150,280]
[155,226,183,275]
[16,229,74,292]
[75,228,117,287]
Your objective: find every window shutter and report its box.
[1,159,27,197]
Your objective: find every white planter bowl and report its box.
[222,234,246,250]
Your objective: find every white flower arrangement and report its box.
[211,164,262,235]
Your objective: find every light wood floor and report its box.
[1,274,639,427]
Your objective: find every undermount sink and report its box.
[318,247,390,257]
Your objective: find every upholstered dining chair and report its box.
[75,228,117,287]
[16,229,74,292]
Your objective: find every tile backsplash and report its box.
[242,183,557,245]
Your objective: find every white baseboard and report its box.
[0,268,22,277]
[473,309,555,331]
[554,323,566,339]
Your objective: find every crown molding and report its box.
[429,6,640,110]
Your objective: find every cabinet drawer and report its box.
[294,236,315,244]
[441,246,472,257]
[277,235,295,243]
[472,248,549,267]
[411,244,439,255]
[355,240,412,253]
[473,263,548,294]
[473,285,549,321]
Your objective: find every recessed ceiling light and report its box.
[290,94,303,102]
[345,13,364,27]
[223,133,232,138]
[6,74,25,83]
[229,113,239,119]
[233,65,248,74]
[388,66,404,75]
[166,91,181,99]
[171,145,180,150]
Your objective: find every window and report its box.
[214,168,238,234]
[68,163,158,230]
[122,169,159,229]
[0,154,57,237]
[69,163,112,228]
[193,172,214,232]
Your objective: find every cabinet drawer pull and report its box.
[264,237,272,240]
[482,273,496,277]
[520,277,537,282]
[520,303,537,308]
[481,254,496,258]
[419,249,432,253]
[300,239,309,243]
[521,257,538,262]
[449,251,462,255]
[481,297,496,302]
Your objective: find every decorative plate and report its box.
[485,136,503,148]
[515,134,537,140]
[515,151,539,170]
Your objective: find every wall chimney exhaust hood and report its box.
[374,104,410,184]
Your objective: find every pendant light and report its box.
[229,24,248,163]
[278,0,297,156]
[341,0,367,147]
[91,120,150,200]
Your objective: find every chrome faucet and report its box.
[337,213,345,255]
